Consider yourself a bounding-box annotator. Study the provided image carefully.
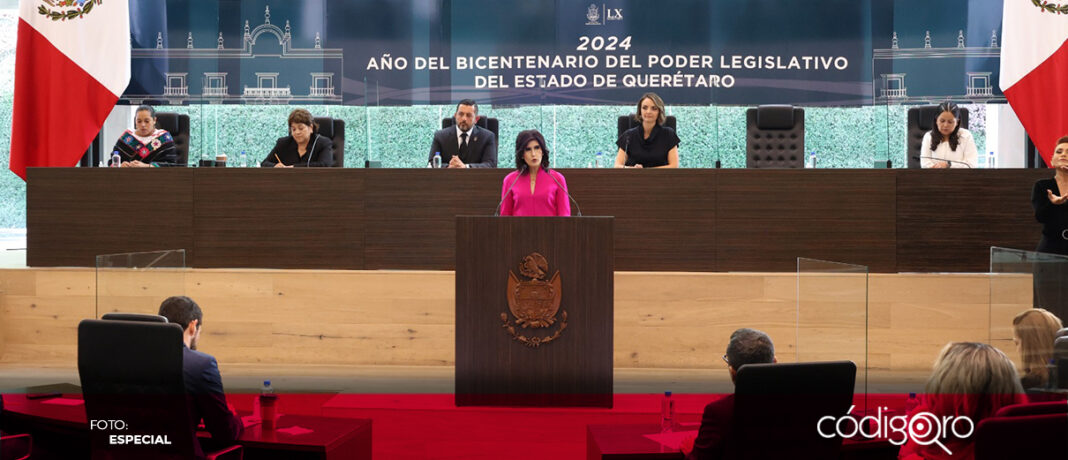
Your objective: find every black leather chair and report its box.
[616,115,678,140]
[730,361,856,459]
[746,105,805,168]
[78,318,242,460]
[441,116,499,140]
[101,312,167,322]
[154,112,190,167]
[975,413,1068,460]
[906,105,970,168]
[313,117,345,167]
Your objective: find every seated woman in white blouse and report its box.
[920,102,978,168]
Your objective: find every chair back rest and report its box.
[442,117,500,140]
[78,319,197,459]
[313,117,345,167]
[994,401,1068,417]
[730,361,856,459]
[101,313,167,323]
[745,106,805,168]
[975,413,1068,460]
[154,112,190,166]
[906,105,970,168]
[616,115,678,140]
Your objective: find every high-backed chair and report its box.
[745,105,805,168]
[616,115,678,140]
[78,318,242,460]
[441,116,499,140]
[906,105,970,169]
[101,312,167,323]
[154,112,190,167]
[0,432,32,460]
[729,361,856,459]
[313,117,345,167]
[975,413,1068,460]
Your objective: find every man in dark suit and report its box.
[428,99,497,168]
[158,296,243,458]
[683,328,776,460]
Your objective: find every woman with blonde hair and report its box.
[899,342,1024,460]
[1012,308,1063,389]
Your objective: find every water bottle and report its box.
[240,150,248,168]
[808,151,817,169]
[595,151,603,168]
[258,379,278,428]
[432,152,442,168]
[904,392,920,414]
[660,391,676,433]
[110,151,121,168]
[987,151,996,169]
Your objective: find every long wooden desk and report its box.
[27,168,1049,272]
[0,393,372,460]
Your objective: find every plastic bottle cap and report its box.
[908,392,916,398]
[664,391,671,397]
[264,380,271,386]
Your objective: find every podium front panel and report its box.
[456,216,613,407]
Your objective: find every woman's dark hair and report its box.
[514,129,550,172]
[287,108,319,132]
[929,102,961,152]
[134,105,156,120]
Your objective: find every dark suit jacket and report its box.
[261,133,335,167]
[183,346,243,459]
[429,124,497,168]
[687,394,734,460]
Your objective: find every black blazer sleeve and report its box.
[261,137,287,167]
[687,396,733,460]
[429,131,446,167]
[190,356,243,442]
[467,130,497,168]
[1034,180,1057,224]
[297,135,334,167]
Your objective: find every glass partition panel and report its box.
[797,258,868,411]
[95,250,187,319]
[989,247,1068,383]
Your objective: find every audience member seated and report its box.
[681,328,775,460]
[260,108,335,167]
[919,102,977,169]
[1012,308,1064,390]
[899,342,1024,460]
[615,92,679,168]
[428,99,498,168]
[111,105,179,167]
[157,296,243,457]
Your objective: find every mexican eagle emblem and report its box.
[501,252,567,348]
[38,0,101,22]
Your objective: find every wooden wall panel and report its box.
[193,169,365,269]
[27,168,194,267]
[717,170,897,272]
[896,169,1048,272]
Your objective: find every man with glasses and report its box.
[683,328,776,460]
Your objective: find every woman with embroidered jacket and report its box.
[111,105,179,167]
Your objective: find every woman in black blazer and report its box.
[1031,135,1068,318]
[260,108,334,167]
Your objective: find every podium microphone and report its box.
[494,165,527,216]
[546,169,582,216]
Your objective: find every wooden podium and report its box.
[455,216,614,407]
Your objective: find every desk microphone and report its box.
[919,156,973,168]
[494,165,527,216]
[546,169,582,216]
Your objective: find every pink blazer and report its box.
[499,168,571,217]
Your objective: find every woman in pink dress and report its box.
[499,130,571,217]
